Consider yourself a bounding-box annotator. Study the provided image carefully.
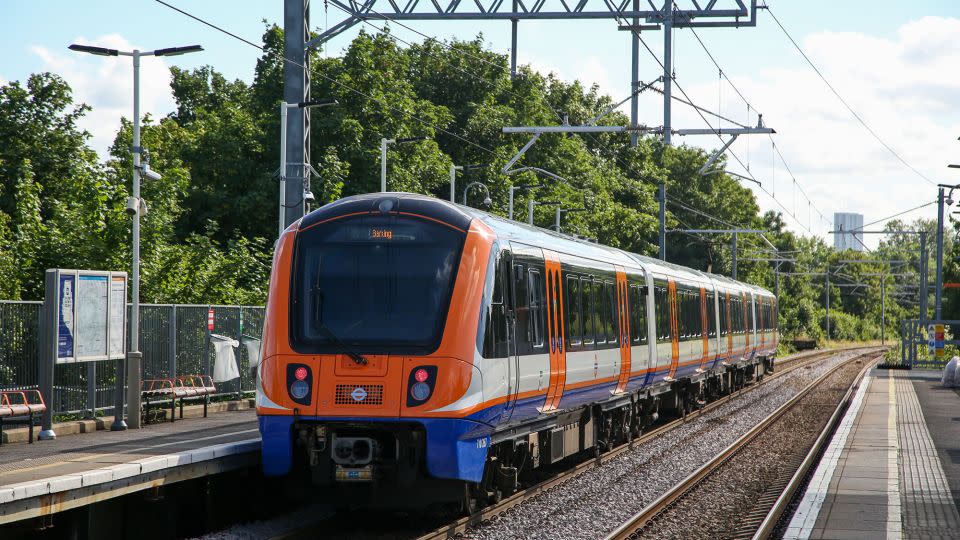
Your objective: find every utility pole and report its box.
[510,0,518,79]
[825,268,831,340]
[936,186,945,321]
[661,0,673,146]
[731,232,738,280]
[449,164,462,202]
[659,184,666,260]
[283,0,310,229]
[881,272,886,345]
[630,0,640,147]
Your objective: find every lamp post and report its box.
[938,176,960,321]
[279,99,337,236]
[380,136,427,192]
[462,182,492,208]
[69,43,202,430]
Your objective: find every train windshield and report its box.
[291,214,466,355]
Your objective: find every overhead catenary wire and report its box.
[678,6,831,229]
[336,1,760,242]
[765,5,937,188]
[615,6,814,236]
[154,0,497,156]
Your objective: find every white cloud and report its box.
[653,16,960,244]
[30,34,177,160]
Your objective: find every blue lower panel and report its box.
[259,414,493,483]
[421,417,491,483]
[259,415,295,477]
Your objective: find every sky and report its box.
[3,0,960,248]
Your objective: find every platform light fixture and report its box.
[69,42,202,432]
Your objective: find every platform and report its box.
[0,409,259,524]
[785,368,960,540]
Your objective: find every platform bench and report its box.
[0,389,47,445]
[141,375,217,424]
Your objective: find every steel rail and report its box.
[603,349,884,540]
[413,346,884,540]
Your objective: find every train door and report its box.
[489,248,519,423]
[724,291,733,360]
[667,280,680,380]
[698,286,709,372]
[502,248,519,424]
[540,252,566,411]
[615,268,631,393]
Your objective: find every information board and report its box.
[48,269,127,364]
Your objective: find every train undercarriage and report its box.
[286,356,774,512]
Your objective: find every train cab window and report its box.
[292,213,466,356]
[581,277,595,345]
[592,279,605,345]
[529,269,545,348]
[606,281,618,344]
[565,276,581,346]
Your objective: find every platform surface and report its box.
[0,409,259,523]
[785,368,960,540]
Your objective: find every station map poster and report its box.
[57,274,75,359]
[76,275,108,358]
[49,269,127,364]
[109,276,125,357]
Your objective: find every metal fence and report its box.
[900,319,960,370]
[0,301,264,417]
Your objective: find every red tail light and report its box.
[406,366,437,407]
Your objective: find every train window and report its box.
[581,278,595,345]
[593,279,605,345]
[630,284,648,344]
[606,282,618,344]
[529,269,545,348]
[566,276,581,346]
[654,285,667,341]
[514,264,529,348]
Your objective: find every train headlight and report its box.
[286,363,313,405]
[410,382,431,401]
[290,379,310,400]
[406,365,437,406]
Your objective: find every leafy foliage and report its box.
[0,27,913,343]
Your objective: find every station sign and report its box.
[927,323,947,360]
[46,269,127,364]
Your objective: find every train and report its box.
[256,192,778,509]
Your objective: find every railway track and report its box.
[412,345,884,540]
[602,348,882,540]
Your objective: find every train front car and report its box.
[256,193,496,507]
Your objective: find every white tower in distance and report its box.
[834,212,865,252]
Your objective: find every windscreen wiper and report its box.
[317,322,368,366]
